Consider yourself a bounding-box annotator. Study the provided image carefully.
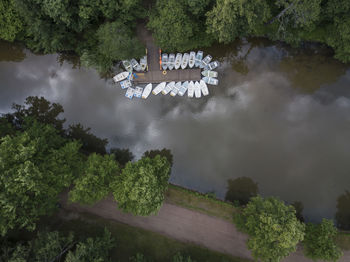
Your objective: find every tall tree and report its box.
[303,219,343,262]
[0,0,23,41]
[0,121,82,235]
[110,148,134,167]
[111,155,171,216]
[69,153,120,205]
[236,196,305,262]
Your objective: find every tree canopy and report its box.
[0,0,23,41]
[111,155,171,216]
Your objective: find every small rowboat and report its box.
[188,51,195,68]
[181,53,189,69]
[187,81,195,98]
[161,53,168,70]
[130,58,142,72]
[205,61,220,70]
[113,71,129,82]
[195,51,203,67]
[202,76,219,85]
[152,82,166,95]
[162,81,175,95]
[194,81,202,98]
[200,80,209,96]
[142,83,152,99]
[140,56,147,71]
[168,54,175,70]
[170,82,182,96]
[134,86,143,98]
[178,81,188,96]
[125,87,135,99]
[200,54,212,69]
[122,60,133,73]
[174,53,182,70]
[201,70,218,78]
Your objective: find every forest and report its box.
[0,0,349,74]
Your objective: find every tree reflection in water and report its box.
[336,190,350,230]
[225,177,258,206]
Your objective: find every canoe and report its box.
[122,60,133,73]
[140,56,147,71]
[205,61,220,70]
[152,82,166,95]
[168,54,175,70]
[187,81,195,98]
[130,58,142,72]
[195,51,203,67]
[188,51,196,68]
[200,80,209,96]
[113,71,129,82]
[170,82,182,96]
[162,81,175,95]
[174,53,182,70]
[178,81,188,96]
[201,70,218,78]
[120,79,132,89]
[161,53,168,70]
[134,86,143,98]
[200,55,212,69]
[142,83,152,99]
[125,87,135,99]
[202,76,219,85]
[181,53,189,69]
[194,81,202,98]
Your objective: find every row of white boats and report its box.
[123,80,211,100]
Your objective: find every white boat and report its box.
[201,70,218,78]
[162,81,175,95]
[113,71,129,82]
[168,54,175,70]
[152,82,166,95]
[140,56,147,71]
[130,58,142,72]
[120,79,132,89]
[195,51,203,67]
[194,81,202,98]
[200,55,212,69]
[170,82,182,96]
[187,81,195,98]
[134,86,143,98]
[174,53,182,70]
[205,61,220,70]
[188,51,196,68]
[202,76,219,85]
[178,81,188,96]
[122,60,133,72]
[200,80,209,96]
[125,87,135,99]
[181,53,189,69]
[142,83,152,99]
[161,53,168,70]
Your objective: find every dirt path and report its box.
[61,195,350,261]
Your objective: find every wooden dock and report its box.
[134,26,201,84]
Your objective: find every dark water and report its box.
[1,39,350,222]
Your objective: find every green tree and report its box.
[0,0,23,41]
[110,148,134,167]
[225,177,258,206]
[206,0,271,43]
[143,148,173,167]
[111,155,171,216]
[236,196,305,262]
[303,219,343,261]
[173,252,196,262]
[0,121,82,235]
[69,153,120,205]
[130,253,148,262]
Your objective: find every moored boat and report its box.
[120,79,132,89]
[188,51,196,68]
[125,87,135,99]
[122,60,133,73]
[195,51,203,67]
[130,58,142,72]
[162,81,175,95]
[134,86,143,98]
[181,53,189,69]
[205,61,220,70]
[200,80,209,96]
[201,70,218,78]
[200,54,212,69]
[142,83,152,99]
[187,81,195,98]
[161,53,168,70]
[140,56,147,71]
[194,81,202,98]
[152,82,166,95]
[113,71,129,82]
[202,76,219,85]
[174,53,182,70]
[168,54,175,70]
[178,81,188,96]
[170,82,182,96]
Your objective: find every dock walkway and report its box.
[134,26,201,84]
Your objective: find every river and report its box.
[1,39,350,222]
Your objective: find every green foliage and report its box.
[0,121,82,235]
[225,177,258,206]
[69,153,120,205]
[336,190,350,230]
[303,219,343,261]
[130,253,148,262]
[173,252,196,262]
[143,148,173,167]
[110,148,134,167]
[206,0,271,43]
[0,0,23,41]
[237,196,305,262]
[112,155,171,216]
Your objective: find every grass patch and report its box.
[165,184,237,222]
[336,231,350,251]
[47,210,250,262]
